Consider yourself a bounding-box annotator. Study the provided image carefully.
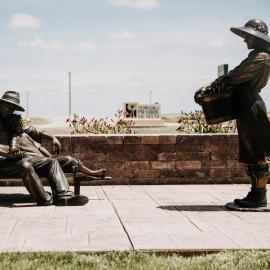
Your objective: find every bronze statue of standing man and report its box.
[228,19,270,208]
[196,19,270,209]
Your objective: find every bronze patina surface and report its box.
[0,91,90,206]
[196,19,270,210]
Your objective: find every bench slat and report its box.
[0,173,80,195]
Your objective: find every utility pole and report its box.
[68,72,71,116]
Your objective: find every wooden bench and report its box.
[0,173,111,196]
[0,173,82,195]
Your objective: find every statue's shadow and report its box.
[158,205,226,212]
[0,193,36,207]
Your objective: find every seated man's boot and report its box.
[37,192,54,206]
[237,188,267,208]
[54,191,89,206]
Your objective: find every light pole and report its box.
[68,72,71,116]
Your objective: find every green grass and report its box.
[1,251,270,270]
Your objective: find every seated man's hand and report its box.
[52,136,61,156]
[7,150,26,160]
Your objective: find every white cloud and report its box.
[109,0,159,9]
[110,30,136,40]
[7,13,41,29]
[78,41,98,50]
[17,37,98,52]
[18,37,66,50]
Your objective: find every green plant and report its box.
[177,110,236,134]
[1,251,270,270]
[66,109,135,134]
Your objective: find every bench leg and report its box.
[74,176,81,195]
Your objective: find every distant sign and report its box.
[124,102,161,119]
[218,64,229,77]
[124,102,137,118]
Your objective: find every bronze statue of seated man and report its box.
[0,91,108,206]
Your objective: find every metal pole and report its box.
[69,72,71,116]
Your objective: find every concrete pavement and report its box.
[1,184,270,252]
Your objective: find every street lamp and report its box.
[68,72,71,116]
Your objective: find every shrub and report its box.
[66,109,135,134]
[177,110,236,134]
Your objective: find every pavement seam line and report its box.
[88,233,91,249]
[181,207,242,248]
[94,186,100,200]
[141,188,160,205]
[52,205,56,218]
[207,221,242,248]
[209,194,223,202]
[21,237,27,252]
[7,219,18,239]
[176,208,204,232]
[143,187,205,233]
[166,233,178,249]
[3,207,11,217]
[101,186,134,250]
[191,201,243,248]
[65,217,69,235]
[211,200,244,221]
[142,186,205,233]
[164,185,175,194]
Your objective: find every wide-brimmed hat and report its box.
[230,19,270,45]
[0,91,25,112]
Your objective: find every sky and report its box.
[0,0,270,118]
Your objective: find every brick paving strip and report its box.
[1,184,270,252]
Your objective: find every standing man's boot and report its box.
[234,167,256,205]
[237,175,268,208]
[237,187,267,208]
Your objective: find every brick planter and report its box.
[43,134,248,185]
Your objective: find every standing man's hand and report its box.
[194,86,208,104]
[52,136,61,156]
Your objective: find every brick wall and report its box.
[43,134,249,184]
